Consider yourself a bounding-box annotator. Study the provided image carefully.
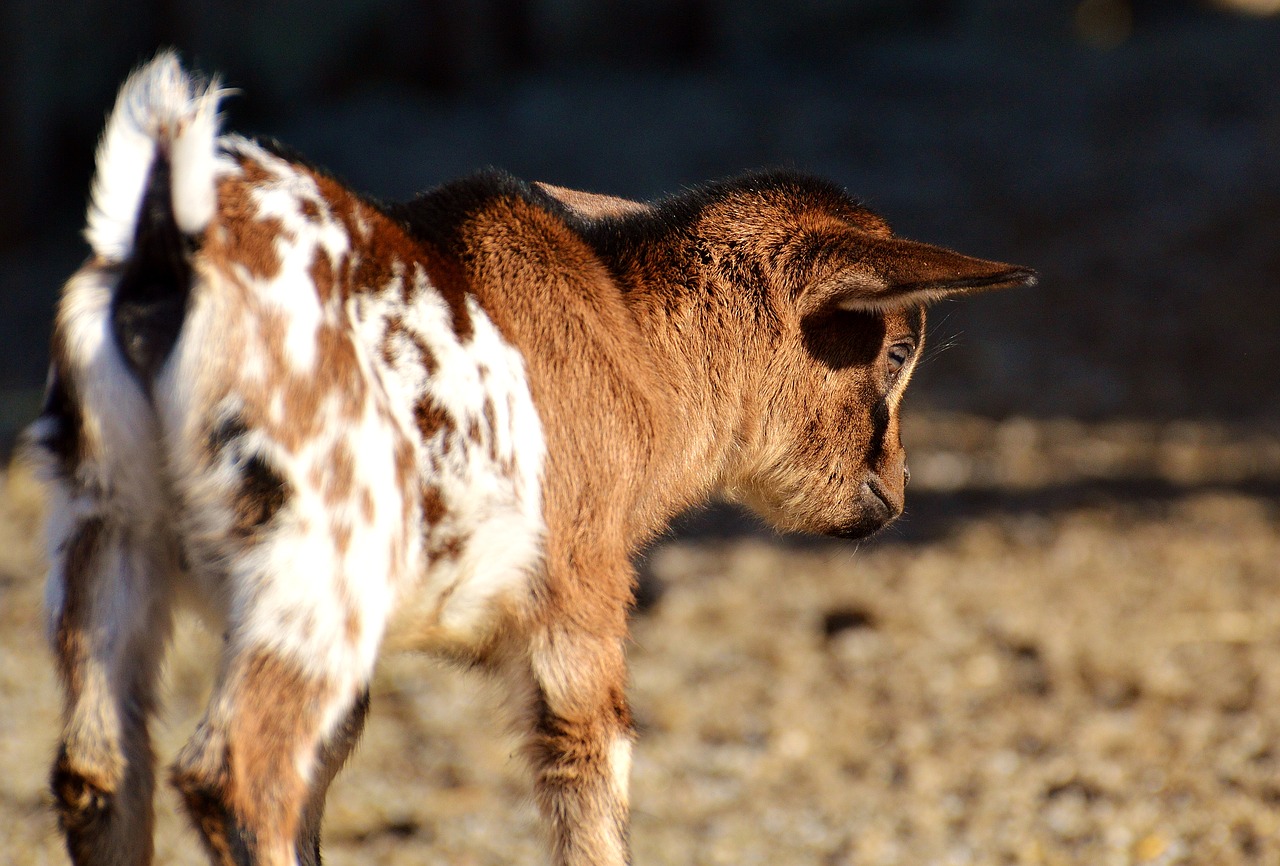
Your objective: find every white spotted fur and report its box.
[86,50,226,260]
[33,53,549,866]
[358,279,547,647]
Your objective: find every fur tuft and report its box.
[85,51,228,262]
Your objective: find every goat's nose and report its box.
[903,463,911,487]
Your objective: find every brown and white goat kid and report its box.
[26,54,1034,866]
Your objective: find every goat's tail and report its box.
[89,51,227,380]
[88,50,224,261]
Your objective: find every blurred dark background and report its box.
[2,0,1279,442]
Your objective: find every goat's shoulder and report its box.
[386,170,584,252]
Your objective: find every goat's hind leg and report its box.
[172,648,366,866]
[44,492,176,866]
[169,474,391,866]
[171,593,376,865]
[296,687,371,866]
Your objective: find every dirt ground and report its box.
[3,412,1279,866]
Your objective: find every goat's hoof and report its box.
[51,761,111,830]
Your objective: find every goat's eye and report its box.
[886,342,913,375]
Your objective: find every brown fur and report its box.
[38,88,1032,865]
[295,690,370,866]
[172,652,334,866]
[229,455,289,540]
[391,172,1032,863]
[205,164,285,283]
[52,518,104,698]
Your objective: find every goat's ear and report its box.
[535,182,650,219]
[801,233,1037,315]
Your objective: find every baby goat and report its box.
[27,54,1034,866]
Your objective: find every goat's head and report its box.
[701,176,1035,539]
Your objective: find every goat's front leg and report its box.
[520,624,635,866]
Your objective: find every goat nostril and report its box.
[903,464,911,487]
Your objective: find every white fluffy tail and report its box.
[86,51,227,262]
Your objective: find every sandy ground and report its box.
[3,413,1280,866]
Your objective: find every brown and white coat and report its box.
[27,54,1033,866]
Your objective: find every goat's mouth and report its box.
[826,477,902,540]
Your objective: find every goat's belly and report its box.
[384,485,545,653]
[358,284,549,654]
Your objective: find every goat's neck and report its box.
[614,242,773,524]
